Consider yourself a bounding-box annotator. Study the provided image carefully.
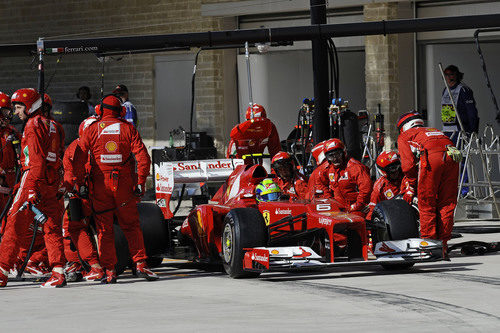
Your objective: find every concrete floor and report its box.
[2,222,499,332]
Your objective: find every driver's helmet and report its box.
[255,178,282,202]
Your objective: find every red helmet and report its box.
[311,141,326,164]
[323,138,346,166]
[11,88,42,115]
[43,93,52,112]
[78,116,99,137]
[99,94,123,117]
[94,104,102,117]
[245,103,266,120]
[323,138,345,154]
[271,151,291,165]
[0,92,11,109]
[271,151,294,181]
[397,111,424,133]
[376,151,401,178]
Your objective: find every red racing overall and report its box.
[0,125,21,233]
[0,115,66,271]
[229,117,281,161]
[316,158,372,217]
[398,127,459,243]
[79,102,151,272]
[62,139,99,266]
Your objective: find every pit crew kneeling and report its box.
[271,152,308,201]
[315,138,372,218]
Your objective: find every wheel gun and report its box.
[16,202,47,279]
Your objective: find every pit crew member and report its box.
[78,94,157,283]
[366,151,403,220]
[0,92,21,225]
[227,104,280,161]
[397,111,460,248]
[271,151,308,201]
[62,128,102,282]
[315,138,372,217]
[0,88,67,288]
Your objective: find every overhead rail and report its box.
[2,13,500,56]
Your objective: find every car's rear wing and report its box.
[154,158,245,219]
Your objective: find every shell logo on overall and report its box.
[105,141,117,153]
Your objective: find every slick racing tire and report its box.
[114,203,168,275]
[114,223,132,276]
[222,208,268,278]
[371,199,419,270]
[138,202,169,263]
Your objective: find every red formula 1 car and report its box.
[152,157,444,278]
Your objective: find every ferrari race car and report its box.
[140,157,444,278]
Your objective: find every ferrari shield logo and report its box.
[263,210,271,226]
[384,189,394,199]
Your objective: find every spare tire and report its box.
[52,101,88,124]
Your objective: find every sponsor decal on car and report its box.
[319,217,331,226]
[275,208,292,215]
[292,247,312,258]
[378,242,396,253]
[263,210,271,226]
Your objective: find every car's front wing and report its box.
[243,238,443,272]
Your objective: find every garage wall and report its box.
[0,0,231,151]
[237,49,365,140]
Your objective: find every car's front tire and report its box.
[222,208,268,278]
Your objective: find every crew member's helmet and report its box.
[311,141,326,165]
[271,151,295,181]
[323,138,346,166]
[245,103,267,120]
[97,94,125,117]
[376,151,401,179]
[0,92,10,110]
[11,88,42,116]
[94,104,101,116]
[397,111,424,133]
[255,178,282,202]
[0,92,12,124]
[43,93,52,112]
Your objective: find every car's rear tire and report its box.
[372,199,419,270]
[222,208,268,278]
[114,224,132,275]
[138,202,169,260]
[114,203,168,275]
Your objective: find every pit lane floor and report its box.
[2,222,499,332]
